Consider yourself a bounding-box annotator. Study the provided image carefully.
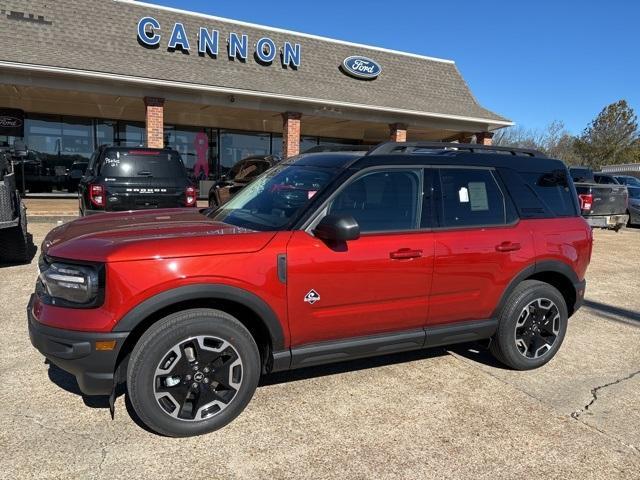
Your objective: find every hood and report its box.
[43,208,276,263]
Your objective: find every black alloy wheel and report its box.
[154,335,243,421]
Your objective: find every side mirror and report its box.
[314,214,360,242]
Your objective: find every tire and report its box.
[490,280,568,370]
[127,308,261,437]
[0,203,29,264]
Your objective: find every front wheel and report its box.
[490,280,568,370]
[127,309,261,437]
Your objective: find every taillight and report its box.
[578,193,593,211]
[185,186,196,207]
[89,184,105,208]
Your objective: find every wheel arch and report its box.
[494,261,581,319]
[112,284,288,382]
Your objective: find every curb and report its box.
[28,215,78,224]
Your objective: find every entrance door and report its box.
[286,168,435,347]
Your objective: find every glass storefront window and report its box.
[96,119,116,148]
[117,121,145,147]
[61,117,94,161]
[165,125,215,180]
[219,130,271,176]
[16,111,358,193]
[22,114,94,193]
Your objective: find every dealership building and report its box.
[0,0,511,191]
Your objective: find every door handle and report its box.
[390,248,423,260]
[495,241,521,252]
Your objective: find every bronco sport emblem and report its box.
[304,289,320,304]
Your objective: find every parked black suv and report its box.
[79,146,196,215]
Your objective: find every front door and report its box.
[286,168,435,347]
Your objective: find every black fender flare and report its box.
[492,260,580,318]
[112,284,286,351]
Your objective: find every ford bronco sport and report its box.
[29,142,592,437]
[78,146,196,215]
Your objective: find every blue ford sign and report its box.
[341,56,382,80]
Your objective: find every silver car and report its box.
[628,186,640,226]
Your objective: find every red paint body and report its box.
[34,208,592,349]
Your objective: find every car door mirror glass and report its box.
[314,214,360,242]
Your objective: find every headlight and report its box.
[38,260,102,307]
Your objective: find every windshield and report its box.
[208,165,335,231]
[628,187,640,199]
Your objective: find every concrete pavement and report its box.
[1,223,638,479]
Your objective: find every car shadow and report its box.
[260,346,452,387]
[46,362,113,408]
[446,341,511,369]
[582,299,640,325]
[45,344,505,434]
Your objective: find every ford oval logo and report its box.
[0,116,22,128]
[341,56,382,80]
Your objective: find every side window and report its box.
[437,168,506,227]
[328,169,421,233]
[522,170,577,217]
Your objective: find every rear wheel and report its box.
[127,308,260,437]
[490,280,568,370]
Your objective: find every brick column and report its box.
[389,123,407,142]
[144,96,165,148]
[475,131,494,146]
[282,112,302,158]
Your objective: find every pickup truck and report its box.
[569,167,628,231]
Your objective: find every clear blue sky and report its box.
[149,0,638,134]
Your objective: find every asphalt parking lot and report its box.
[1,221,639,479]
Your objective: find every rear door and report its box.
[99,149,188,211]
[428,167,535,325]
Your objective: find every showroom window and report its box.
[165,125,215,179]
[219,130,271,175]
[117,121,145,147]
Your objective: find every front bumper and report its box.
[27,295,129,396]
[584,214,628,229]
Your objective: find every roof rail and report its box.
[367,141,546,158]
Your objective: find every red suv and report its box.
[29,142,592,437]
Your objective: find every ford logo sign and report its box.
[0,116,22,128]
[341,56,382,80]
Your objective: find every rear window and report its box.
[522,170,577,217]
[569,168,593,183]
[99,150,187,178]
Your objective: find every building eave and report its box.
[0,60,514,129]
